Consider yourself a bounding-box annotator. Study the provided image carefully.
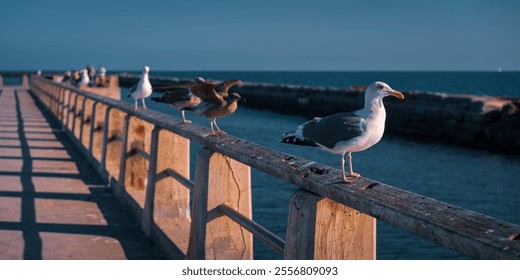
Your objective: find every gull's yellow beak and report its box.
[389,90,405,99]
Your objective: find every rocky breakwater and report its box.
[239,83,520,153]
[118,74,520,153]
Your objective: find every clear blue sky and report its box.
[1,0,519,71]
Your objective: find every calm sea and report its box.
[121,71,519,260]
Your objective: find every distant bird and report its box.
[62,71,72,84]
[127,66,153,110]
[281,81,405,182]
[72,70,81,86]
[86,64,96,83]
[160,79,242,135]
[95,65,108,87]
[151,88,201,123]
[76,69,90,88]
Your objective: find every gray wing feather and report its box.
[127,82,138,96]
[301,112,365,149]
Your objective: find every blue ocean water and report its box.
[119,72,520,260]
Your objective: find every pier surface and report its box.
[0,85,163,259]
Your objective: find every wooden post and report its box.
[123,117,153,206]
[88,101,99,155]
[142,126,161,238]
[92,104,107,162]
[80,98,95,149]
[0,75,3,88]
[100,106,112,169]
[64,91,72,129]
[187,147,252,260]
[48,86,55,113]
[76,96,87,141]
[49,85,55,107]
[67,93,79,131]
[104,108,124,180]
[116,113,131,199]
[285,188,376,260]
[62,89,72,127]
[57,88,66,121]
[87,101,99,153]
[52,88,59,115]
[72,96,86,138]
[150,129,191,254]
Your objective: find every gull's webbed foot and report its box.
[341,173,362,183]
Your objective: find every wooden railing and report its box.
[29,75,520,260]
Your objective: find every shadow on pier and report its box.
[0,85,163,259]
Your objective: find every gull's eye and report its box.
[377,84,384,89]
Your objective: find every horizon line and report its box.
[1,69,519,73]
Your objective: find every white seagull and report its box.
[128,66,153,110]
[281,81,405,182]
[76,69,90,88]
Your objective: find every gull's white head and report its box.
[143,66,150,74]
[366,81,404,100]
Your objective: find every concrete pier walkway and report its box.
[0,85,164,259]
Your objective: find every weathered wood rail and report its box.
[27,74,520,259]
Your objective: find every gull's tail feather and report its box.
[280,132,318,147]
[151,96,165,103]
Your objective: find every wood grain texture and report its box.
[91,104,107,162]
[153,129,191,255]
[285,188,375,259]
[105,109,123,180]
[314,196,375,259]
[80,98,95,149]
[188,148,252,260]
[124,117,153,206]
[66,93,78,131]
[59,89,70,122]
[187,148,211,260]
[205,150,252,260]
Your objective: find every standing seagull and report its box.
[161,79,242,135]
[151,88,201,123]
[195,90,242,135]
[281,81,404,182]
[128,66,153,110]
[76,69,90,88]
